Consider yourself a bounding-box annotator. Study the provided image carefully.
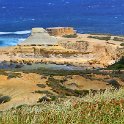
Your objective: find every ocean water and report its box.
[0,0,124,46]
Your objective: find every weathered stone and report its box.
[46,27,75,36]
[19,28,58,46]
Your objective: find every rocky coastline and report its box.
[0,27,124,69]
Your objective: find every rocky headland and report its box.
[0,27,124,68]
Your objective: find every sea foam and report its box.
[0,30,31,35]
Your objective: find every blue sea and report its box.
[0,0,124,46]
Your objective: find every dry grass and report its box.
[1,89,124,124]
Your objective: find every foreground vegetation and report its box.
[1,89,124,124]
[0,62,124,123]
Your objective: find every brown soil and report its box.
[0,71,122,111]
[0,73,50,111]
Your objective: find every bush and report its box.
[7,73,21,79]
[106,79,120,89]
[90,33,112,36]
[120,43,124,46]
[35,90,54,96]
[113,37,124,42]
[37,84,46,88]
[88,35,111,41]
[47,77,90,97]
[0,70,8,76]
[63,34,78,38]
[0,96,11,104]
[107,57,124,70]
[38,96,51,102]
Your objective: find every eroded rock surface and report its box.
[0,33,124,68]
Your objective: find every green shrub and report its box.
[120,43,124,46]
[47,77,91,97]
[38,96,51,102]
[37,84,46,88]
[0,70,8,76]
[23,68,92,76]
[63,34,78,38]
[113,37,124,42]
[74,90,89,96]
[107,57,124,70]
[35,90,54,96]
[0,96,11,104]
[90,33,112,36]
[88,35,111,41]
[7,73,21,79]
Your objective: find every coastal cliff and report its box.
[0,28,124,68]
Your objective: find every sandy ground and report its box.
[64,75,110,90]
[0,72,114,111]
[0,73,50,111]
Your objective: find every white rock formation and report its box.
[19,28,58,46]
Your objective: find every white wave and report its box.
[14,30,31,34]
[0,32,12,35]
[18,38,26,42]
[0,30,31,35]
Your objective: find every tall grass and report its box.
[1,89,124,124]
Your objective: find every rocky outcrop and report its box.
[58,38,124,67]
[19,28,58,46]
[46,27,75,36]
[0,33,124,68]
[58,40,89,52]
[91,43,124,66]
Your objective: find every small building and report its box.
[19,28,58,46]
[46,27,76,36]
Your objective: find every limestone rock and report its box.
[19,28,58,46]
[46,27,75,36]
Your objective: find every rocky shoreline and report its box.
[0,28,124,69]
